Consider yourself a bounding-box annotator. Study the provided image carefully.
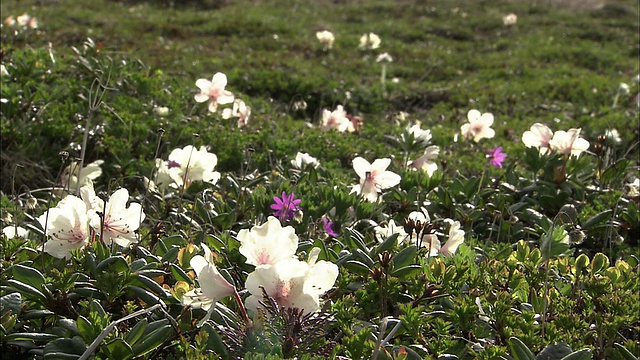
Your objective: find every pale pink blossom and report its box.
[522,123,553,154]
[408,145,440,176]
[461,109,495,142]
[351,157,401,202]
[182,244,236,326]
[549,128,590,157]
[89,188,145,247]
[322,105,353,132]
[194,72,235,113]
[237,216,298,266]
[38,195,90,259]
[222,98,251,128]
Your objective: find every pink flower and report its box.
[488,147,507,168]
[194,72,235,113]
[322,216,338,237]
[270,192,302,222]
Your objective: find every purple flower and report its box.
[270,191,302,222]
[322,216,339,237]
[488,146,507,168]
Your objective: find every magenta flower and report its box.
[322,216,338,237]
[270,191,302,222]
[488,147,507,168]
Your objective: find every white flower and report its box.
[359,32,381,50]
[153,106,170,117]
[403,124,432,146]
[321,105,354,132]
[194,72,235,113]
[605,129,621,144]
[182,244,236,327]
[2,226,29,239]
[38,195,90,259]
[221,99,251,128]
[89,188,145,247]
[316,30,335,49]
[376,52,393,63]
[549,128,590,157]
[375,219,408,244]
[619,83,630,95]
[351,157,401,202]
[626,178,640,198]
[440,220,465,257]
[291,152,320,169]
[408,145,440,176]
[460,109,495,142]
[502,13,518,26]
[244,253,338,315]
[1,64,9,77]
[62,160,104,191]
[157,145,222,190]
[522,123,553,154]
[237,216,299,266]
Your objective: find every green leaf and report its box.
[202,323,231,359]
[614,343,638,360]
[126,285,163,306]
[170,264,193,284]
[6,279,47,303]
[375,233,400,256]
[536,341,572,359]
[11,264,46,291]
[161,246,180,262]
[131,324,173,357]
[0,292,22,317]
[43,336,86,359]
[133,274,168,297]
[390,265,422,278]
[560,349,592,360]
[600,159,629,185]
[4,332,59,341]
[582,210,613,230]
[508,337,536,360]
[591,253,610,274]
[96,256,129,273]
[76,315,95,342]
[391,246,417,270]
[105,338,134,360]
[125,319,148,346]
[343,260,372,277]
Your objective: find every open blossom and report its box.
[194,72,235,113]
[322,216,338,237]
[291,152,320,169]
[38,195,90,259]
[271,192,302,222]
[503,13,518,26]
[155,145,221,191]
[61,160,104,192]
[221,98,251,128]
[1,65,9,77]
[376,52,393,63]
[89,188,144,247]
[375,219,408,244]
[182,244,236,326]
[461,109,495,142]
[359,32,381,49]
[316,30,335,49]
[402,124,432,146]
[440,220,465,257]
[322,105,353,132]
[408,145,440,176]
[244,249,338,315]
[549,128,590,157]
[488,147,507,168]
[522,123,553,154]
[2,226,29,239]
[237,216,299,267]
[351,157,401,202]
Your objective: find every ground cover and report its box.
[1,0,639,358]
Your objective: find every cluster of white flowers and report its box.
[374,208,465,257]
[195,72,251,127]
[321,105,359,133]
[403,123,440,176]
[154,145,221,193]
[37,183,145,259]
[316,30,335,49]
[291,152,320,169]
[4,13,38,29]
[182,217,339,324]
[359,32,381,50]
[522,123,590,157]
[502,13,518,26]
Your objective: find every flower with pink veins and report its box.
[38,195,91,259]
[182,244,236,326]
[461,109,495,142]
[351,157,401,202]
[321,105,352,132]
[89,188,145,247]
[237,216,299,266]
[549,128,590,157]
[522,123,553,154]
[194,72,235,113]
